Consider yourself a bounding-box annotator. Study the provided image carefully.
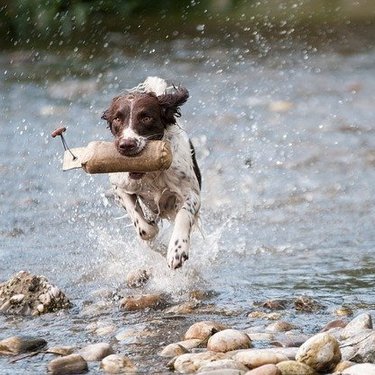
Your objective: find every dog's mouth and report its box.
[129,172,145,180]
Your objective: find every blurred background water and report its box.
[0,0,375,373]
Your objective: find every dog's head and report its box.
[101,86,189,157]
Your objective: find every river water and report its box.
[0,24,375,373]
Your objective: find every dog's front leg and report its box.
[167,193,200,269]
[113,188,159,241]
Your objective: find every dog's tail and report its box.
[127,76,170,96]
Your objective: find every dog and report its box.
[101,77,201,269]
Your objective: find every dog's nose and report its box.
[118,138,138,154]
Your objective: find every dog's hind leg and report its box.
[167,192,200,269]
[113,188,159,241]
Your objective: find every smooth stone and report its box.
[119,294,164,311]
[320,319,347,332]
[335,306,354,316]
[261,299,288,310]
[178,339,204,350]
[171,351,227,373]
[248,311,282,320]
[269,101,294,112]
[78,343,114,361]
[272,333,310,348]
[296,332,341,373]
[232,349,288,368]
[159,343,190,357]
[276,360,316,375]
[334,360,355,372]
[0,335,47,355]
[184,321,227,341]
[266,321,297,333]
[245,364,282,375]
[247,332,274,342]
[197,359,248,372]
[95,325,117,336]
[100,354,137,373]
[165,301,199,314]
[126,269,150,288]
[340,313,373,339]
[207,329,252,352]
[198,370,246,375]
[47,346,75,356]
[342,363,375,375]
[47,354,88,374]
[340,331,375,362]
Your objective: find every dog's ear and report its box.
[101,95,121,123]
[101,109,110,121]
[158,86,189,125]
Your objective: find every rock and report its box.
[261,299,288,310]
[126,269,150,288]
[95,325,116,336]
[272,333,310,348]
[248,311,282,320]
[245,364,281,375]
[320,319,347,332]
[47,346,75,356]
[177,339,204,350]
[334,360,355,372]
[184,321,227,341]
[159,343,190,357]
[232,349,288,368]
[165,301,199,314]
[0,271,71,315]
[266,321,297,333]
[119,294,165,311]
[293,296,322,312]
[335,306,354,316]
[198,370,246,375]
[78,343,114,361]
[340,331,375,362]
[47,354,88,374]
[171,351,227,373]
[197,358,248,372]
[100,354,137,373]
[269,101,294,113]
[295,332,341,372]
[0,335,47,355]
[207,329,252,352]
[340,313,373,339]
[341,363,375,374]
[276,360,316,375]
[247,332,274,342]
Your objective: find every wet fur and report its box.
[102,78,201,269]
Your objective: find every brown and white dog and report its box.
[102,77,201,269]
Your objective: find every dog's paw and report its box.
[167,239,189,269]
[134,219,159,241]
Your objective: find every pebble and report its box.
[197,358,248,372]
[334,360,355,372]
[269,101,294,112]
[340,313,372,339]
[47,346,75,356]
[232,349,288,368]
[266,321,297,333]
[276,360,316,375]
[248,311,282,320]
[184,321,227,341]
[207,329,252,352]
[126,269,150,288]
[100,354,137,373]
[165,301,199,314]
[320,319,347,332]
[159,343,190,357]
[0,335,47,355]
[341,363,375,375]
[119,294,164,311]
[245,364,281,375]
[198,370,246,375]
[340,330,375,362]
[78,342,114,361]
[171,351,227,373]
[47,354,88,375]
[295,332,341,372]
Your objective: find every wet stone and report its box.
[100,354,137,374]
[232,349,288,369]
[0,271,71,315]
[197,358,248,373]
[171,351,227,373]
[320,319,347,332]
[341,363,375,375]
[0,335,47,355]
[119,294,165,311]
[207,329,252,352]
[159,343,190,357]
[340,313,373,339]
[266,321,297,333]
[340,330,375,363]
[276,360,316,375]
[295,332,341,373]
[78,342,114,361]
[47,354,88,375]
[184,321,228,341]
[245,364,282,375]
[126,269,150,288]
[47,346,75,356]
